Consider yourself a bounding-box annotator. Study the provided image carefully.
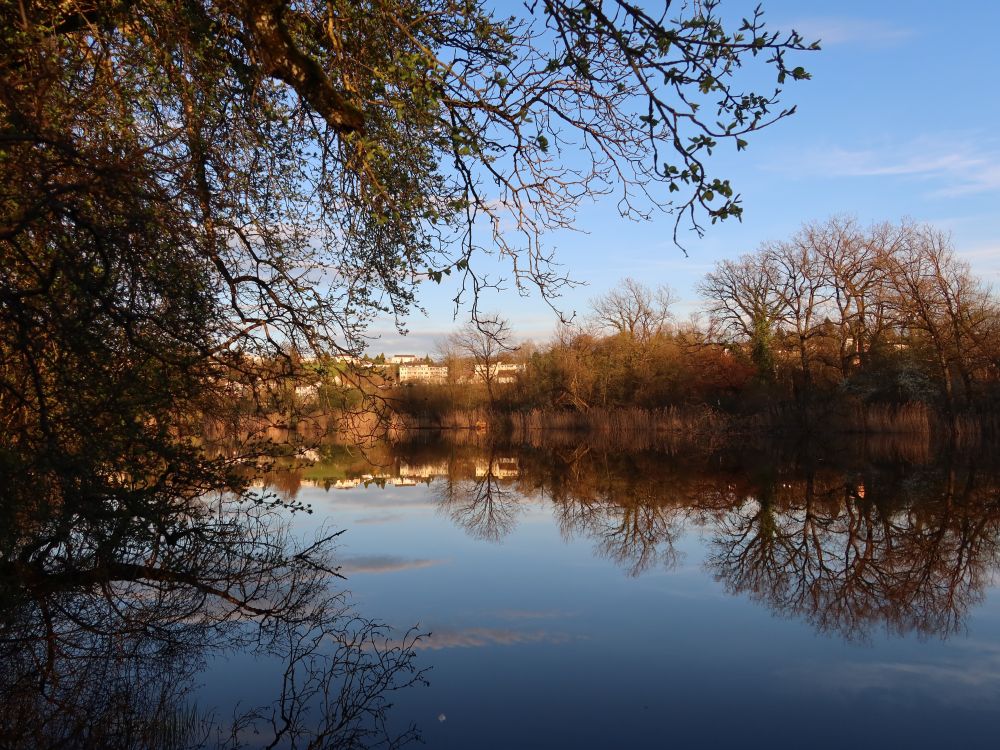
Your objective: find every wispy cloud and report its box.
[415,627,577,651]
[957,244,1000,279]
[778,641,1000,708]
[352,513,404,525]
[784,17,914,47]
[495,608,573,621]
[364,329,452,358]
[336,555,446,575]
[366,317,555,355]
[778,136,1000,197]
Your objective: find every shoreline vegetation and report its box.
[206,400,1000,468]
[206,217,1000,454]
[399,401,1000,443]
[210,367,1000,457]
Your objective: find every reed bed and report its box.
[830,402,934,435]
[503,406,731,451]
[205,399,1000,454]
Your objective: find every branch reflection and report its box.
[704,460,1000,641]
[0,482,425,749]
[381,440,1000,641]
[435,451,522,542]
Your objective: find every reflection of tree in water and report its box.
[551,488,685,577]
[430,446,686,574]
[527,449,693,577]
[419,441,1000,640]
[435,451,521,542]
[0,484,425,749]
[702,461,1000,641]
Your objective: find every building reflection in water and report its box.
[282,439,1000,642]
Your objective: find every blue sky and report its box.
[370,0,1000,356]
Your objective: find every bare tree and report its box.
[882,223,991,412]
[699,253,784,378]
[449,315,515,405]
[698,217,1000,408]
[807,216,892,374]
[766,235,833,398]
[590,277,676,342]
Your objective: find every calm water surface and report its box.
[201,441,1000,748]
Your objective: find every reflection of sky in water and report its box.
[200,478,1000,749]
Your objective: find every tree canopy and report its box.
[0,0,815,503]
[2,0,814,354]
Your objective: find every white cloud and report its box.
[777,640,1000,708]
[956,244,1000,280]
[336,554,446,575]
[414,626,576,651]
[784,17,914,46]
[778,136,1000,197]
[495,608,575,620]
[352,513,405,525]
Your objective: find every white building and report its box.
[399,461,450,478]
[388,353,421,364]
[399,364,449,384]
[475,457,520,479]
[473,362,525,384]
[294,382,320,401]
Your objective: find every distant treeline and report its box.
[241,218,1000,440]
[384,218,1000,436]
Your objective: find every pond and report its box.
[216,438,1000,748]
[6,436,1000,748]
